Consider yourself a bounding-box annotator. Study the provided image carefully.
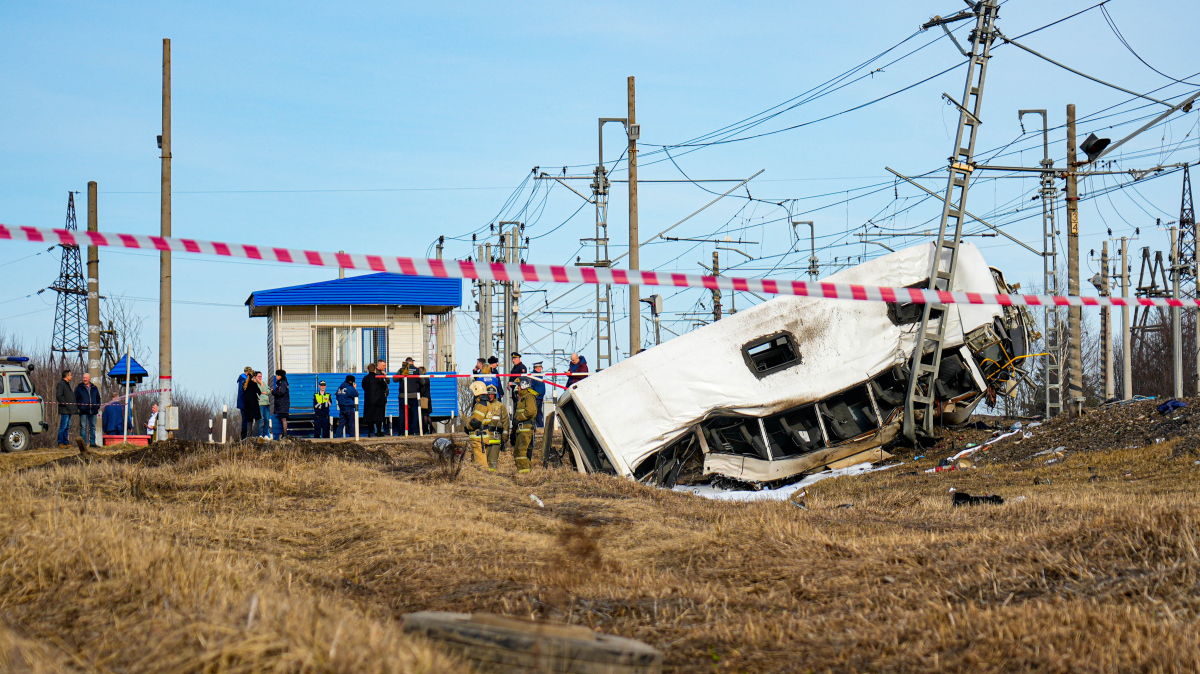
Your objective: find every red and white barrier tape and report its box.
[3,223,1192,308]
[42,387,170,408]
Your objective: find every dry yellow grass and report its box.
[2,418,1199,672]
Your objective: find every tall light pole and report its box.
[158,38,173,440]
[1065,104,1084,416]
[627,76,641,356]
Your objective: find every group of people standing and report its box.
[234,358,433,441]
[236,367,291,440]
[53,369,149,447]
[465,351,589,472]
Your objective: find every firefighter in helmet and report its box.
[466,380,489,466]
[467,384,508,471]
[513,376,539,473]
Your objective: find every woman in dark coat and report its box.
[271,370,291,438]
[241,373,262,438]
[365,363,389,436]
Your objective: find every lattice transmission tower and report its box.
[50,192,88,366]
[1180,164,1196,299]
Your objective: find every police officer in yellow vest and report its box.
[466,380,489,465]
[467,384,508,470]
[313,380,332,438]
[513,376,539,473]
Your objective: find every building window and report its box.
[362,327,387,371]
[315,327,376,373]
[742,332,800,376]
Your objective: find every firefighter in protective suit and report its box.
[467,384,508,471]
[513,377,539,473]
[466,380,489,466]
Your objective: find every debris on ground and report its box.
[952,491,1004,506]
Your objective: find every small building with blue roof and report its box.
[245,273,462,430]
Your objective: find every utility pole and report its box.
[1065,103,1084,416]
[712,251,722,322]
[158,37,173,441]
[627,76,641,356]
[1172,225,1183,398]
[86,182,101,391]
[478,243,492,360]
[582,118,626,371]
[1101,241,1113,401]
[1020,109,1062,417]
[1121,237,1132,400]
[499,223,522,360]
[902,0,1000,442]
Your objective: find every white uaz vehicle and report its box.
[1,356,48,452]
[553,242,1031,488]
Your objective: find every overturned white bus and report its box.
[552,242,1031,488]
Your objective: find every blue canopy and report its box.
[108,356,149,381]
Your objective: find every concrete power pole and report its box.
[1121,237,1132,400]
[158,38,173,441]
[1065,104,1084,415]
[1172,225,1183,398]
[711,251,721,322]
[1101,241,1113,401]
[627,76,640,356]
[86,181,101,387]
[478,243,492,360]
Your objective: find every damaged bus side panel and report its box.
[554,242,1030,488]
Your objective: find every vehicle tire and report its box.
[402,612,662,673]
[3,425,31,453]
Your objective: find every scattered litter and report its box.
[955,457,975,470]
[1011,421,1023,431]
[675,462,899,502]
[952,492,1004,506]
[1157,399,1188,414]
[1154,437,1166,444]
[1022,431,1033,439]
[836,503,854,510]
[965,443,978,449]
[1010,495,1027,503]
[1124,472,1133,477]
[529,494,545,508]
[913,455,925,460]
[790,501,808,511]
[948,487,957,493]
[1033,477,1051,485]
[1045,458,1059,465]
[1033,446,1066,457]
[881,576,897,584]
[1027,421,1042,428]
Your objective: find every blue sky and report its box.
[2,0,1197,401]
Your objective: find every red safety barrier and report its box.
[3,223,1189,308]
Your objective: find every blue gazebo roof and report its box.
[107,356,149,379]
[245,272,462,317]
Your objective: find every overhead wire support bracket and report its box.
[885,167,1044,257]
[941,92,981,125]
[942,24,970,57]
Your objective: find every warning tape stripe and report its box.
[3,223,1195,309]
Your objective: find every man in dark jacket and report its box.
[397,357,425,435]
[334,375,358,438]
[364,360,389,437]
[271,370,290,439]
[54,370,77,448]
[74,373,102,447]
[102,392,134,436]
[567,353,589,386]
